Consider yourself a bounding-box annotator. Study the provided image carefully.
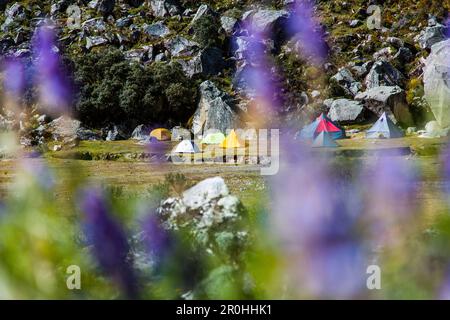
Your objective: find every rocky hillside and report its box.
[0,0,449,143]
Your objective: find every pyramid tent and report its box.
[296,113,346,140]
[150,128,171,141]
[172,140,200,153]
[201,132,226,144]
[366,112,404,139]
[311,131,339,148]
[220,130,245,148]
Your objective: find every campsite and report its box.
[2,0,450,303]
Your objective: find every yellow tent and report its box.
[220,130,244,148]
[150,128,171,141]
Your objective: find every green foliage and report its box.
[73,49,197,128]
[192,14,221,48]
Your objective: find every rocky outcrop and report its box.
[157,177,247,254]
[415,23,448,50]
[355,86,413,126]
[177,47,225,78]
[423,39,450,128]
[192,81,240,137]
[165,35,199,57]
[330,68,362,97]
[326,99,369,124]
[150,0,180,17]
[364,61,405,89]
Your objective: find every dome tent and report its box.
[296,113,346,140]
[311,131,339,148]
[366,112,404,139]
[201,132,226,145]
[172,140,201,154]
[220,130,245,148]
[150,128,172,141]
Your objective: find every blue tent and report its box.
[296,113,346,140]
[312,131,339,148]
[366,112,404,139]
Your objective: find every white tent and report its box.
[172,140,200,154]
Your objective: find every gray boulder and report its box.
[1,2,26,32]
[423,39,450,128]
[46,116,100,142]
[355,86,413,126]
[419,121,449,138]
[86,36,108,50]
[106,125,128,141]
[192,81,240,136]
[131,124,151,140]
[244,9,289,33]
[157,177,247,254]
[327,99,368,124]
[88,0,115,15]
[150,0,180,17]
[143,21,170,38]
[415,24,448,49]
[178,47,225,78]
[191,4,216,25]
[165,35,199,57]
[171,126,191,141]
[116,16,133,28]
[124,46,153,63]
[220,16,239,35]
[330,68,362,97]
[364,60,405,89]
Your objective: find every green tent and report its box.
[201,132,226,144]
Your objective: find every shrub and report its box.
[73,49,198,128]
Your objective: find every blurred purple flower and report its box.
[2,58,25,98]
[21,158,55,191]
[80,187,138,298]
[270,142,367,298]
[32,25,71,114]
[287,0,328,63]
[439,268,450,299]
[142,214,171,267]
[360,155,419,246]
[234,22,284,115]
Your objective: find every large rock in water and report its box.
[423,39,450,128]
[157,177,247,254]
[326,99,368,124]
[192,81,240,137]
[355,86,413,126]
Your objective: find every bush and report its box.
[73,49,198,128]
[192,14,221,48]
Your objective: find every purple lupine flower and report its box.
[32,25,72,115]
[80,187,138,298]
[439,268,450,299]
[142,214,171,267]
[2,58,25,99]
[20,158,55,191]
[359,155,419,247]
[287,0,328,63]
[270,142,367,298]
[233,21,285,117]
